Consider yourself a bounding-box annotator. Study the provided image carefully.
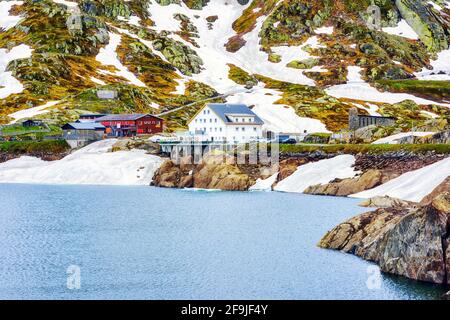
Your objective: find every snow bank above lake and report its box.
[249,173,278,191]
[274,155,359,193]
[351,157,450,202]
[0,140,164,186]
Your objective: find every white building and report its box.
[188,103,264,143]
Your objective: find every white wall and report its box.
[188,106,263,142]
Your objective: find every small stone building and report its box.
[96,90,118,100]
[62,122,105,148]
[348,107,396,131]
[66,14,83,35]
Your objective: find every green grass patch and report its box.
[376,80,450,101]
[1,125,44,135]
[0,140,70,154]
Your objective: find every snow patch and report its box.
[382,20,419,40]
[415,48,450,81]
[0,1,24,30]
[326,66,450,107]
[351,157,450,202]
[118,15,141,27]
[0,140,164,186]
[147,1,318,93]
[249,173,278,191]
[372,131,435,144]
[226,85,330,134]
[53,0,78,9]
[274,155,359,193]
[0,44,33,99]
[8,101,60,123]
[95,32,146,87]
[315,26,334,35]
[90,76,106,85]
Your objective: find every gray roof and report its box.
[62,122,105,130]
[207,104,264,125]
[95,114,163,122]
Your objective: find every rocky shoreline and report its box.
[152,150,448,197]
[319,193,450,288]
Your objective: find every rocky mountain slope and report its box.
[0,0,449,132]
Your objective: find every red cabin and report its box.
[95,114,164,137]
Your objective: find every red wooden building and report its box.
[95,114,164,137]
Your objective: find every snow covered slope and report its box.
[0,44,32,99]
[326,66,450,107]
[351,157,450,202]
[0,140,164,186]
[0,1,24,31]
[274,155,359,193]
[1,0,449,132]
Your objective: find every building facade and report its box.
[188,103,264,143]
[349,107,396,131]
[95,114,164,137]
[61,122,106,148]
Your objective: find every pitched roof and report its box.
[95,114,163,122]
[62,122,105,130]
[207,104,264,125]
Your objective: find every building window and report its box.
[242,127,245,132]
[253,127,257,131]
[220,128,222,132]
[215,119,217,123]
[236,127,239,132]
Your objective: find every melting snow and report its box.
[415,48,450,81]
[326,66,450,107]
[95,32,146,87]
[0,140,164,186]
[90,76,106,85]
[382,20,419,40]
[0,1,24,30]
[372,131,435,144]
[351,157,450,202]
[352,103,380,116]
[53,0,78,9]
[226,85,330,133]
[249,173,278,191]
[118,15,141,27]
[147,1,318,92]
[0,44,33,99]
[315,26,334,35]
[274,155,359,193]
[8,100,60,123]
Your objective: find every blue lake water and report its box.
[0,184,446,300]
